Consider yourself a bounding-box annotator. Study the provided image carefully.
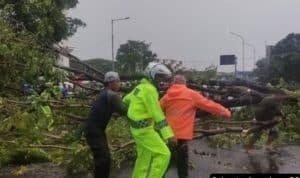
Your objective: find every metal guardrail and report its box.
[53,46,105,82]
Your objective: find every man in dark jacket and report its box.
[85,71,127,178]
[245,97,283,153]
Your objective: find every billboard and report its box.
[220,55,236,65]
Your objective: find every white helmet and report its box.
[144,62,172,80]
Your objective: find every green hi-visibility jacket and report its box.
[123,78,174,140]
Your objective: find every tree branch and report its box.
[50,103,91,109]
[195,127,243,134]
[41,133,63,139]
[4,99,31,105]
[112,140,135,152]
[61,112,87,122]
[243,118,281,136]
[195,120,255,125]
[108,119,283,151]
[28,144,73,150]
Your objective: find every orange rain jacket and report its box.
[160,84,231,140]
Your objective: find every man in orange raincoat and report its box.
[160,75,232,178]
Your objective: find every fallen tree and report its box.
[2,47,299,175]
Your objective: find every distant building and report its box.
[55,43,73,68]
[57,55,70,68]
[57,47,72,67]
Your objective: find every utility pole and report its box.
[111,20,114,71]
[234,56,237,77]
[111,17,130,71]
[230,32,245,78]
[245,42,256,69]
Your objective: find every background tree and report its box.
[179,65,217,83]
[254,58,280,84]
[0,0,85,44]
[0,0,85,95]
[116,40,157,75]
[0,20,60,95]
[254,33,300,84]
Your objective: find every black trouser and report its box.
[248,125,279,147]
[168,139,189,178]
[85,132,111,178]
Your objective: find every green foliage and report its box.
[8,148,50,165]
[0,20,57,94]
[116,40,157,75]
[82,58,113,73]
[206,108,254,149]
[0,0,119,176]
[254,33,300,84]
[207,101,300,148]
[0,148,50,168]
[275,103,300,144]
[107,117,135,169]
[207,134,245,149]
[0,111,33,132]
[0,0,85,44]
[272,33,300,55]
[0,0,83,95]
[281,103,300,135]
[254,58,279,84]
[66,144,93,175]
[0,91,135,174]
[232,107,255,121]
[0,149,10,167]
[178,65,217,83]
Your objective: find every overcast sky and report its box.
[67,0,300,72]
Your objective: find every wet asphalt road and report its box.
[112,139,300,178]
[1,140,300,178]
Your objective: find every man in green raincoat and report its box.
[123,62,175,178]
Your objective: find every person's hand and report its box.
[171,136,177,144]
[168,136,177,146]
[221,108,231,119]
[241,129,249,137]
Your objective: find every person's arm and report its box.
[274,106,283,117]
[109,92,127,116]
[142,88,174,140]
[123,91,132,105]
[193,91,231,118]
[159,95,166,111]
